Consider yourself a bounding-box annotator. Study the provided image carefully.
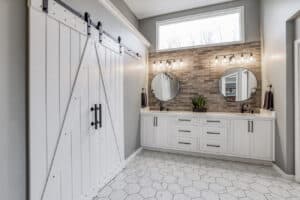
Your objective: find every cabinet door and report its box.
[251,120,273,160]
[232,119,251,157]
[156,117,171,148]
[141,115,156,147]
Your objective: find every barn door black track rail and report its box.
[43,0,142,59]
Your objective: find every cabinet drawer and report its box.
[202,118,225,127]
[177,128,195,138]
[175,137,197,151]
[203,127,226,140]
[176,117,197,126]
[200,140,226,154]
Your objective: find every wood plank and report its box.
[60,133,72,200]
[59,24,71,122]
[80,42,91,197]
[88,44,100,192]
[71,98,82,200]
[97,45,108,182]
[46,17,60,167]
[71,30,80,85]
[29,8,47,200]
[80,34,87,59]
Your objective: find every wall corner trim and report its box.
[125,147,143,165]
[272,164,295,180]
[98,0,150,47]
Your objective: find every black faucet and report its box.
[159,101,169,111]
[159,102,164,111]
[241,103,249,113]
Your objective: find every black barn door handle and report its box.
[91,104,99,130]
[91,104,102,130]
[99,104,102,128]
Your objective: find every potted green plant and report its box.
[192,95,207,112]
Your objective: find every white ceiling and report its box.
[124,0,234,19]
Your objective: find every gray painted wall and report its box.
[0,0,27,200]
[261,0,300,175]
[110,0,139,28]
[124,54,146,157]
[63,0,147,158]
[139,0,260,52]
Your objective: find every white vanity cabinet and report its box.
[141,115,156,148]
[141,110,275,162]
[231,119,274,161]
[141,115,172,148]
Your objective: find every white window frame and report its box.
[156,6,245,52]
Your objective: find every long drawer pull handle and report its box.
[207,144,221,148]
[179,130,191,133]
[248,121,250,132]
[207,132,221,135]
[178,142,191,145]
[178,119,191,122]
[207,120,221,123]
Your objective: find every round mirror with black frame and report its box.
[151,72,180,110]
[219,68,258,102]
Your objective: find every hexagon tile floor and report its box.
[94,150,300,200]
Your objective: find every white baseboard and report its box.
[272,164,295,180]
[125,147,143,165]
[143,147,273,166]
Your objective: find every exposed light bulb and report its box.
[215,56,219,64]
[249,53,255,62]
[222,56,227,65]
[176,59,180,69]
[172,60,176,69]
[230,56,236,64]
[166,60,170,68]
[159,60,163,68]
[157,61,163,71]
[240,54,245,63]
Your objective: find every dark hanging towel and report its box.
[141,88,147,108]
[263,85,274,111]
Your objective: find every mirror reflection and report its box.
[219,68,257,102]
[151,72,180,102]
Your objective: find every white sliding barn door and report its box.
[29,1,125,200]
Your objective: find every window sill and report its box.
[156,40,245,53]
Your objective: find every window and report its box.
[156,7,245,51]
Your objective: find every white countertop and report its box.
[141,108,276,120]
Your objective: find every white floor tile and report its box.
[96,150,300,200]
